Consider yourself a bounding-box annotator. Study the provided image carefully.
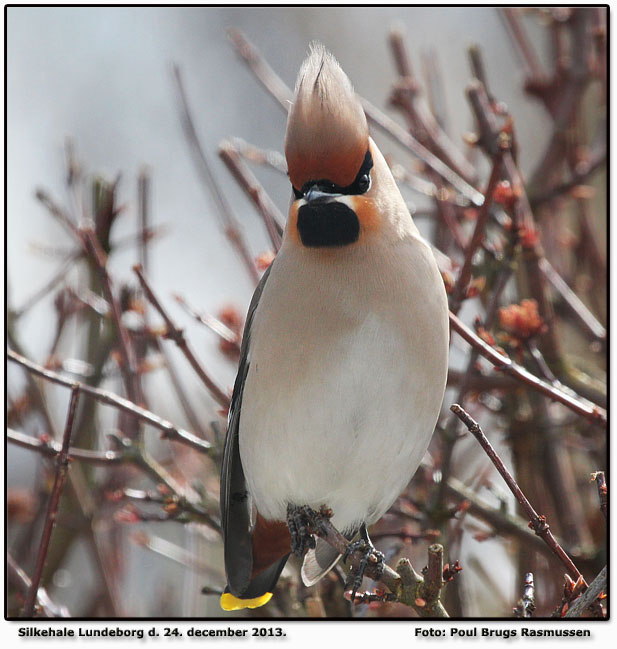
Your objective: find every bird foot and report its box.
[286,504,332,557]
[342,526,385,603]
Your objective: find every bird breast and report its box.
[238,236,448,533]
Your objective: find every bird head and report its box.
[284,43,411,249]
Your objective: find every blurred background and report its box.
[6,7,607,618]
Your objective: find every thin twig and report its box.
[130,531,223,583]
[443,475,577,559]
[449,404,586,584]
[388,29,477,185]
[227,137,288,175]
[8,553,69,618]
[35,189,82,240]
[138,169,150,274]
[81,228,143,410]
[12,252,80,320]
[420,48,448,131]
[8,428,125,465]
[171,64,259,284]
[219,139,284,250]
[449,313,606,427]
[500,8,546,81]
[468,44,493,102]
[7,349,211,453]
[529,146,606,209]
[133,264,230,409]
[173,293,240,350]
[449,151,503,314]
[538,257,606,342]
[24,386,80,616]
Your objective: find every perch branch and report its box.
[312,512,449,617]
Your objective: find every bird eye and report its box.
[357,174,370,193]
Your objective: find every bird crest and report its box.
[285,43,369,192]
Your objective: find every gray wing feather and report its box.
[220,264,273,596]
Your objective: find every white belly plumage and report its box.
[241,314,436,532]
[238,239,448,533]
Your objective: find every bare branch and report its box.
[133,264,230,409]
[513,572,535,617]
[420,543,444,605]
[310,510,449,617]
[173,293,240,354]
[500,8,546,81]
[449,150,503,314]
[171,64,259,284]
[219,139,284,250]
[24,386,80,616]
[564,566,606,618]
[7,349,211,454]
[450,404,586,584]
[8,428,125,465]
[82,228,143,408]
[449,313,607,427]
[8,553,69,618]
[538,257,606,343]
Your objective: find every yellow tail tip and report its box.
[220,592,273,611]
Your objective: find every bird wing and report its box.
[220,263,273,596]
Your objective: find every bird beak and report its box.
[304,187,341,203]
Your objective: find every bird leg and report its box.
[286,504,333,557]
[342,523,385,603]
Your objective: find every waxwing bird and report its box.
[220,43,449,611]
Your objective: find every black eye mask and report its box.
[292,149,373,200]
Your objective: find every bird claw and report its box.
[343,527,384,604]
[286,504,331,557]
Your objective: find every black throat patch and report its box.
[297,201,360,247]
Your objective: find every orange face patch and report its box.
[285,202,302,247]
[350,196,382,237]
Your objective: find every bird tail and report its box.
[221,514,291,611]
[220,556,289,611]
